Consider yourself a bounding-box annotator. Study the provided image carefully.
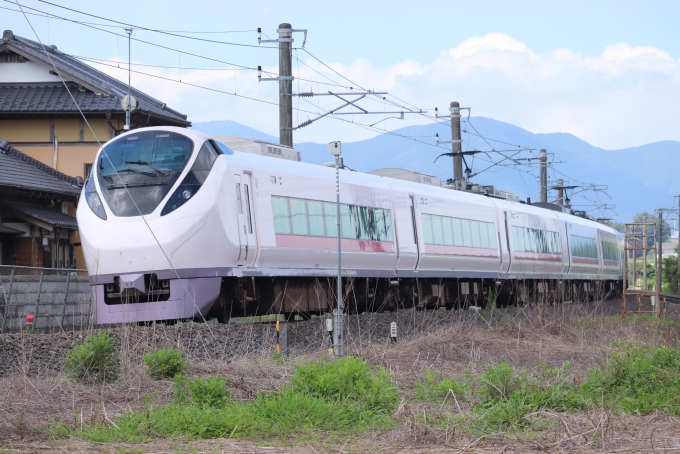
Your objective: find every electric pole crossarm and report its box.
[257,66,294,82]
[293,91,388,97]
[258,27,308,47]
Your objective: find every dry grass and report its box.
[2,298,680,452]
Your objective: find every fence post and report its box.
[33,269,44,330]
[1,267,16,334]
[60,271,71,330]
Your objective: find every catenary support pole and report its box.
[334,153,344,356]
[657,213,663,319]
[677,195,679,295]
[540,149,548,204]
[450,102,463,184]
[556,179,564,207]
[279,23,293,147]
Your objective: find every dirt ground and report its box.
[2,299,680,453]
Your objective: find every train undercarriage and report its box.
[208,276,623,323]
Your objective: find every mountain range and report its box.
[192,118,680,223]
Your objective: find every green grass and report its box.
[53,357,400,442]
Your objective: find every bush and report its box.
[143,348,187,379]
[173,376,230,409]
[414,370,466,401]
[289,356,400,414]
[64,331,119,383]
[577,345,680,415]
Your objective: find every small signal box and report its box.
[390,322,397,343]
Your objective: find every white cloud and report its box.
[90,33,680,149]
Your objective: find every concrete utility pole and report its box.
[658,212,663,300]
[556,179,564,207]
[278,24,293,147]
[539,149,548,204]
[450,102,464,184]
[677,195,679,295]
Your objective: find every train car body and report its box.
[76,127,623,324]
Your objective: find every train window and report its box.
[194,141,220,171]
[432,215,444,244]
[235,183,243,214]
[323,202,338,237]
[461,220,472,247]
[480,223,490,248]
[511,226,561,254]
[289,199,309,235]
[451,218,463,246]
[272,196,291,234]
[308,201,326,236]
[422,214,434,244]
[340,205,356,239]
[244,184,253,234]
[271,195,392,242]
[601,240,618,261]
[442,217,454,245]
[470,221,482,248]
[571,235,598,259]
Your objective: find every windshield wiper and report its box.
[115,167,160,177]
[125,160,169,176]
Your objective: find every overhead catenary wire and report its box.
[1,4,256,33]
[36,0,275,48]
[12,0,230,359]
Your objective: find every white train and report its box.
[77,127,623,324]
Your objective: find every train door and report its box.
[501,211,512,274]
[234,173,257,267]
[234,174,247,264]
[410,195,420,268]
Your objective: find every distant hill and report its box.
[192,118,680,222]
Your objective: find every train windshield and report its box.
[97,130,194,217]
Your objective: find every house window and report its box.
[84,163,93,178]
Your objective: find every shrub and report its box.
[289,356,400,414]
[173,376,231,409]
[143,348,187,379]
[64,331,119,383]
[577,345,680,414]
[414,370,466,401]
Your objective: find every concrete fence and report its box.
[0,266,92,334]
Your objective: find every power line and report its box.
[36,0,274,48]
[1,4,255,33]
[3,1,261,70]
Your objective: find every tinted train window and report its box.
[97,130,194,217]
[272,196,393,242]
[512,226,561,254]
[571,235,598,259]
[421,213,497,249]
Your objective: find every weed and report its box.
[64,331,119,383]
[414,370,466,401]
[576,344,680,414]
[143,348,187,380]
[57,356,399,441]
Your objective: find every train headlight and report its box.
[181,188,193,200]
[84,175,107,220]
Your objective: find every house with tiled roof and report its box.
[0,139,81,268]
[0,29,191,269]
[0,29,190,179]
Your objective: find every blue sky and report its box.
[4,0,680,148]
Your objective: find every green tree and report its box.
[662,255,678,294]
[632,212,671,243]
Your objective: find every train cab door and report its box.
[410,195,420,269]
[234,174,257,266]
